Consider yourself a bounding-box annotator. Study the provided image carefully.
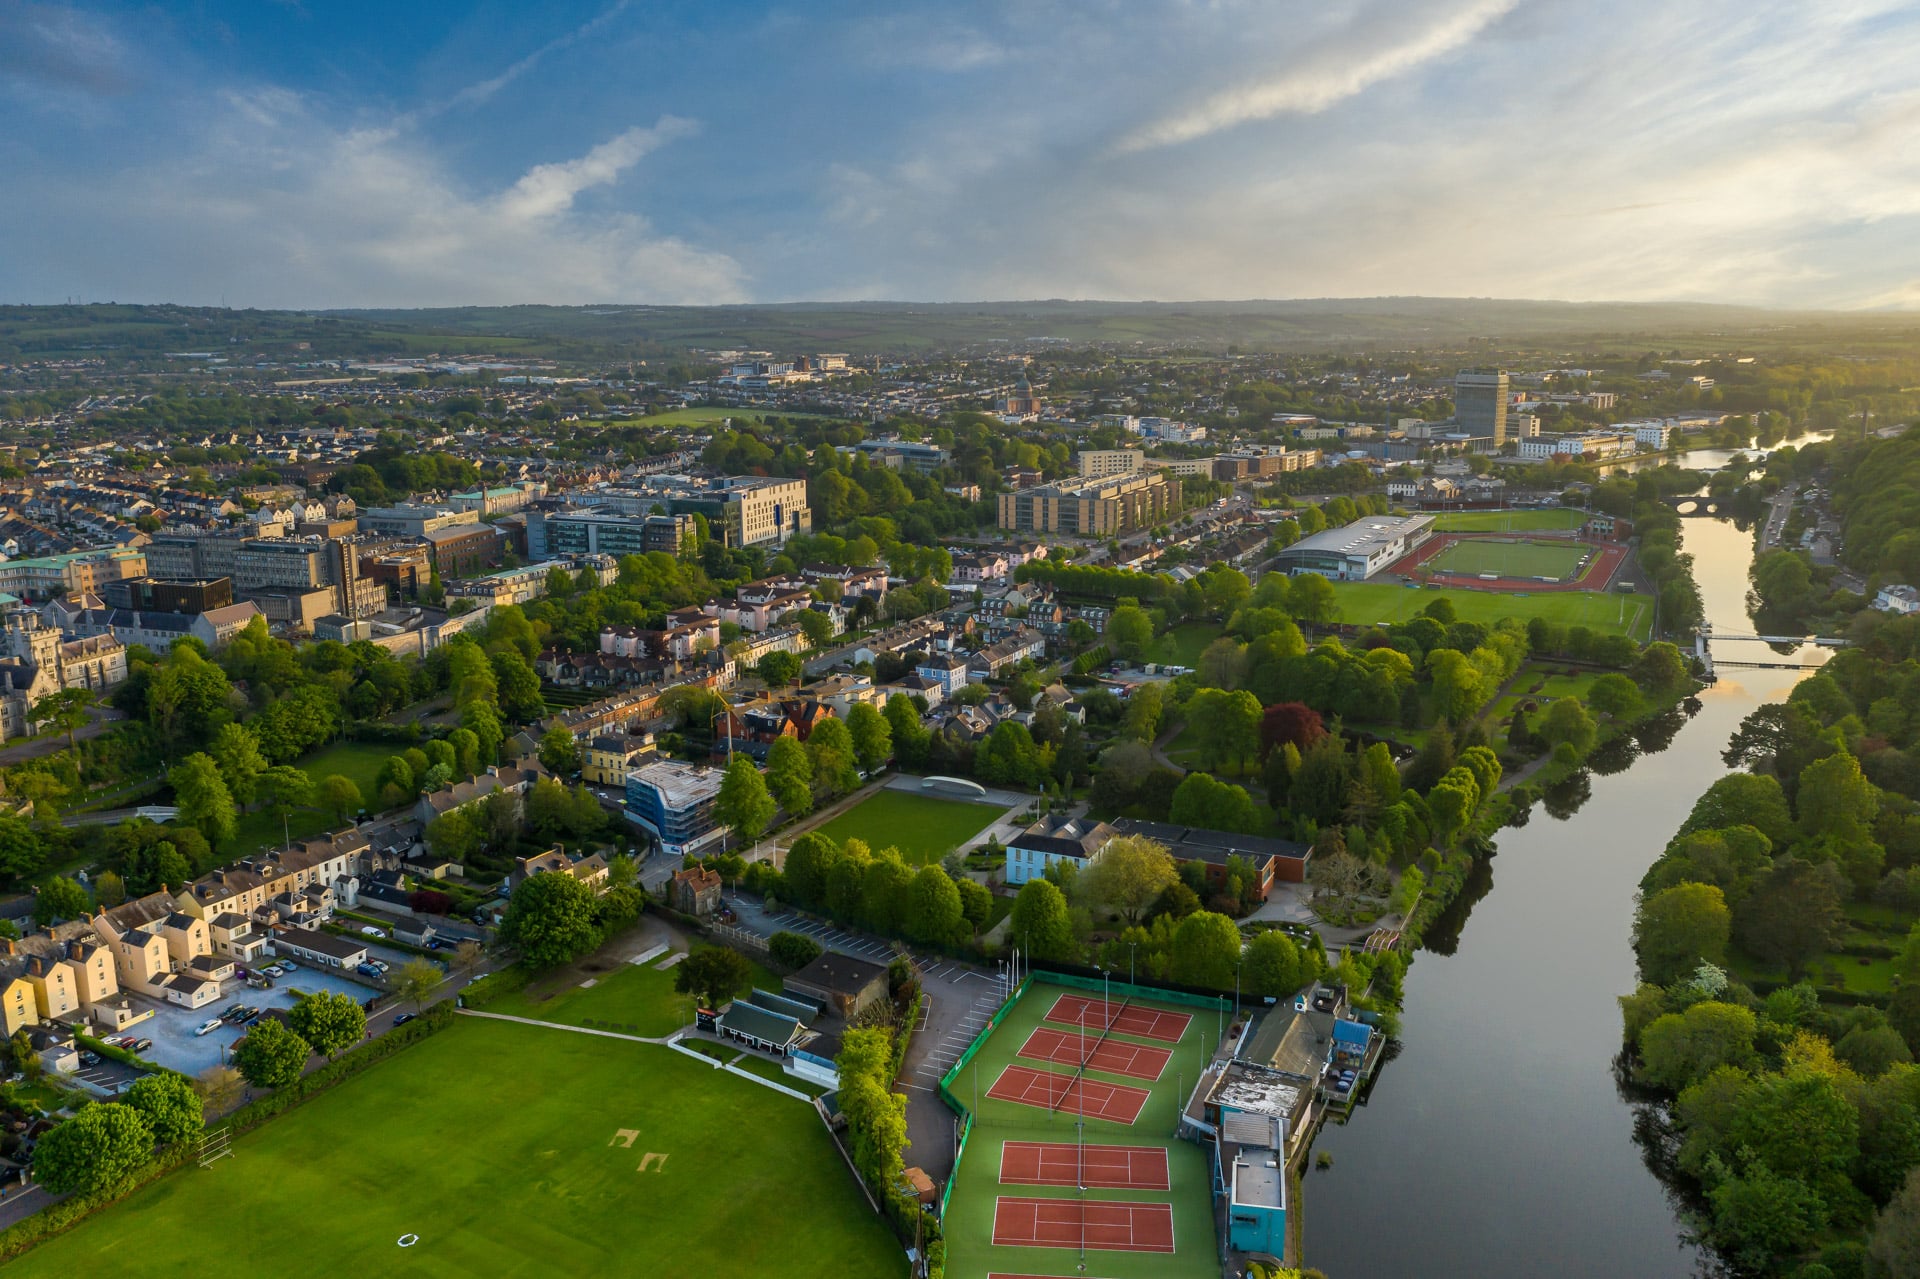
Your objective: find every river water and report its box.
[1303,502,1828,1276]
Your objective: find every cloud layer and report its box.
[3,0,1920,308]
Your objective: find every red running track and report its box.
[1015,1026,1171,1082]
[1000,1140,1171,1191]
[986,1065,1150,1124]
[1387,532,1628,594]
[1043,994,1192,1044]
[992,1196,1175,1253]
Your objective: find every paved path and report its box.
[458,1010,816,1101]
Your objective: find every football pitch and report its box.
[25,1018,904,1279]
[1329,581,1654,641]
[1426,537,1589,580]
[940,980,1225,1279]
[809,789,1006,865]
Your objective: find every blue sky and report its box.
[4,0,1919,309]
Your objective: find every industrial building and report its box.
[1269,514,1435,582]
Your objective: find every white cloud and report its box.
[1116,0,1520,153]
[2,97,744,307]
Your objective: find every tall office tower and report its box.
[1455,370,1510,446]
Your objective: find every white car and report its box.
[360,926,386,938]
[195,1017,223,1036]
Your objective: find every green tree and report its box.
[675,946,754,1009]
[714,755,777,845]
[845,702,893,775]
[1539,698,1598,755]
[232,1015,312,1090]
[124,1071,204,1146]
[1706,1156,1829,1272]
[1187,687,1263,772]
[1637,1001,1758,1090]
[765,735,813,817]
[31,1103,153,1195]
[31,686,95,754]
[883,694,931,769]
[171,752,237,846]
[1243,929,1308,999]
[1681,773,1795,847]
[1010,877,1078,962]
[1734,858,1847,979]
[769,930,824,972]
[1108,604,1154,662]
[1171,910,1242,989]
[33,875,91,925]
[1633,882,1731,987]
[906,864,967,946]
[1871,1166,1920,1279]
[257,765,314,819]
[425,808,482,864]
[1286,574,1339,624]
[805,716,861,798]
[1797,750,1879,845]
[501,871,601,969]
[208,722,267,810]
[287,990,368,1060]
[0,814,45,885]
[490,649,546,724]
[1079,834,1178,926]
[1170,772,1263,835]
[538,726,581,775]
[393,957,442,1012]
[756,650,802,688]
[1587,674,1641,719]
[318,774,362,823]
[93,869,126,907]
[956,877,993,932]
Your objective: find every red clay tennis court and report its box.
[1043,994,1192,1044]
[999,1140,1171,1191]
[991,1196,1175,1253]
[986,1065,1150,1124]
[1015,1026,1171,1082]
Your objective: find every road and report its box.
[1760,482,1798,551]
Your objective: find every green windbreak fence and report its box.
[933,971,1231,1218]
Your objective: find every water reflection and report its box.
[1588,735,1641,776]
[1541,768,1594,819]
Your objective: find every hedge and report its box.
[459,964,531,1009]
[73,1032,163,1074]
[0,1000,458,1264]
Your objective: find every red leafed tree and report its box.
[409,889,455,915]
[1260,702,1327,760]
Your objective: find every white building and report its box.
[1876,584,1920,615]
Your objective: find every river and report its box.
[1303,499,1828,1276]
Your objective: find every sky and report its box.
[4,0,1920,310]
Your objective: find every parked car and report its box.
[393,1013,416,1026]
[360,926,386,938]
[108,1036,136,1049]
[131,1038,152,1053]
[262,964,285,978]
[79,1051,100,1067]
[220,1005,248,1023]
[355,962,382,978]
[195,1018,223,1036]
[278,960,300,972]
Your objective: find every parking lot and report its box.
[135,964,382,1079]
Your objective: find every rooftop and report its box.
[1280,513,1434,560]
[627,757,726,809]
[1209,1061,1307,1123]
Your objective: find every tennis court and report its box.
[992,1198,1175,1254]
[1043,994,1192,1044]
[1015,1026,1171,1082]
[999,1141,1171,1191]
[986,1064,1150,1124]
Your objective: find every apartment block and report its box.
[996,471,1180,537]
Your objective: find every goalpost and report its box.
[197,1127,232,1169]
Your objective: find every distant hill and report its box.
[6,298,1919,361]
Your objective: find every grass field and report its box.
[229,740,399,857]
[1329,581,1654,641]
[1431,508,1589,533]
[27,1018,903,1279]
[1149,622,1219,668]
[486,951,781,1038]
[942,981,1224,1279]
[1427,537,1589,580]
[809,789,1005,865]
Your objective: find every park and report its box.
[24,1017,903,1278]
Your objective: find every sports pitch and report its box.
[808,789,1005,865]
[940,981,1224,1279]
[26,1018,904,1279]
[1430,508,1588,533]
[1329,581,1654,641]
[1426,537,1589,580]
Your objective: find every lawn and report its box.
[1428,537,1589,581]
[486,952,781,1038]
[1149,621,1219,668]
[26,1018,904,1279]
[941,979,1225,1279]
[227,740,400,857]
[1486,663,1607,723]
[809,789,1005,865]
[1328,581,1653,641]
[1431,508,1589,533]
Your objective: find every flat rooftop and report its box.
[626,758,725,808]
[1209,1061,1307,1123]
[1281,513,1434,559]
[1231,1151,1286,1210]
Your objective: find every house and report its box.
[267,926,369,971]
[1877,584,1920,615]
[783,951,890,1020]
[579,733,656,783]
[715,1000,803,1054]
[25,1024,79,1075]
[414,762,543,826]
[513,848,610,895]
[1109,818,1311,892]
[670,865,723,918]
[92,891,220,1006]
[967,628,1047,682]
[1005,815,1118,887]
[916,653,970,698]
